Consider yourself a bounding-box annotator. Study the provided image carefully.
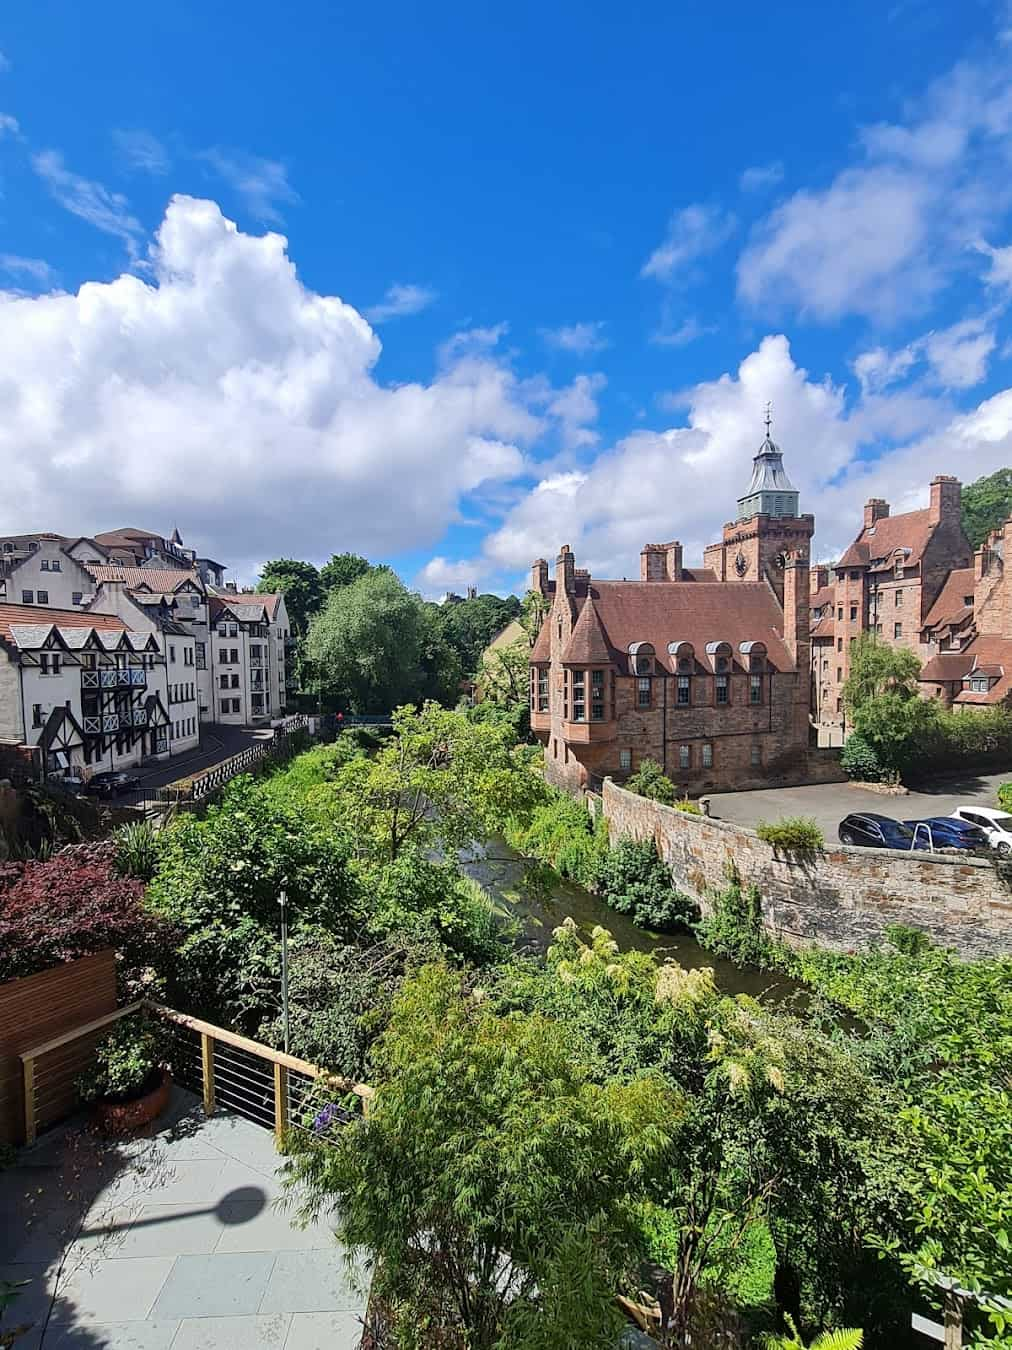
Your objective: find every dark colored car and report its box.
[838,812,924,850]
[86,770,142,798]
[902,816,989,851]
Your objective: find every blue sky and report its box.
[3,0,1012,593]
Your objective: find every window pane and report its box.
[679,745,690,769]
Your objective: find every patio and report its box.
[0,1087,368,1349]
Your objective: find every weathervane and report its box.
[763,401,773,438]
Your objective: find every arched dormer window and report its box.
[667,641,694,707]
[740,640,768,705]
[628,641,655,676]
[706,641,733,706]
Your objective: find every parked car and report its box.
[902,816,989,851]
[950,806,1012,856]
[837,813,925,850]
[85,770,142,799]
[51,772,86,794]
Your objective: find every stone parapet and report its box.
[601,778,1012,958]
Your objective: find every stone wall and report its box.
[602,778,1012,958]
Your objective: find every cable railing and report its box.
[18,998,373,1148]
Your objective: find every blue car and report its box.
[902,816,988,851]
[838,813,924,850]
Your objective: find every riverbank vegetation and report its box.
[6,709,1010,1345]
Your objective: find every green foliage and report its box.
[999,782,1012,812]
[318,551,374,594]
[593,836,699,931]
[755,816,825,855]
[695,866,789,971]
[332,702,548,864]
[843,634,922,716]
[505,790,608,888]
[305,570,459,712]
[77,1013,161,1102]
[112,820,159,881]
[282,963,679,1350]
[839,732,886,782]
[145,774,360,1025]
[962,467,1012,550]
[675,796,702,814]
[470,636,531,740]
[852,690,941,774]
[626,757,677,804]
[256,558,322,637]
[637,1202,777,1308]
[763,1316,863,1349]
[366,850,512,964]
[795,936,1012,1335]
[433,591,521,675]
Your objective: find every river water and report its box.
[462,836,797,1002]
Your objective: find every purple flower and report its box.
[312,1102,342,1134]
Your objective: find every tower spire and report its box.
[763,400,772,438]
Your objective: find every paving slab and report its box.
[44,1319,182,1348]
[52,1254,175,1324]
[171,1313,293,1349]
[259,1249,366,1315]
[149,1251,277,1319]
[215,1198,335,1253]
[285,1310,366,1349]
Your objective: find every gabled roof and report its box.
[837,509,935,572]
[209,595,268,622]
[561,599,613,665]
[920,652,975,682]
[0,603,126,645]
[86,564,204,593]
[923,568,976,630]
[543,580,795,673]
[950,635,1012,705]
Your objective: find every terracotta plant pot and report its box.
[93,1069,172,1136]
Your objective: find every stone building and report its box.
[529,429,813,794]
[810,477,973,732]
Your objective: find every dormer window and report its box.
[628,641,655,677]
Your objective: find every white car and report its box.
[950,806,1012,856]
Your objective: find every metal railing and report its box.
[18,999,373,1148]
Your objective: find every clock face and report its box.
[734,551,748,577]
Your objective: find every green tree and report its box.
[305,569,433,711]
[470,636,530,739]
[961,467,1012,550]
[520,588,550,647]
[626,757,677,804]
[282,963,680,1350]
[852,690,940,774]
[436,592,521,674]
[256,558,322,636]
[330,701,547,862]
[842,634,921,717]
[319,551,375,594]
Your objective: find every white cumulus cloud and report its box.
[365,282,439,323]
[0,196,540,579]
[540,321,609,354]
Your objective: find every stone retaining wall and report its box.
[602,779,1012,958]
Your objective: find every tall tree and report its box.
[961,467,1012,549]
[306,569,452,712]
[436,592,522,674]
[256,559,322,636]
[319,551,374,594]
[842,634,921,717]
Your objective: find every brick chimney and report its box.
[864,499,889,530]
[782,550,811,673]
[555,544,576,595]
[813,564,830,591]
[640,540,683,581]
[929,475,961,524]
[531,558,549,596]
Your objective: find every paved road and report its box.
[708,766,1012,837]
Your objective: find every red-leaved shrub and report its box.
[0,842,175,988]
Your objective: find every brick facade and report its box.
[811,476,973,730]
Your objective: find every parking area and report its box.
[707,767,1012,838]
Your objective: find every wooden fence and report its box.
[0,950,117,1146]
[17,997,373,1148]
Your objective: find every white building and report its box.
[0,603,200,778]
[208,592,291,724]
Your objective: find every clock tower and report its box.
[703,409,815,603]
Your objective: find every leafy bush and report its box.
[675,796,702,815]
[755,816,824,855]
[695,866,789,971]
[505,791,608,888]
[637,1201,776,1309]
[77,1013,161,1102]
[625,757,677,804]
[997,782,1012,813]
[0,842,173,989]
[593,837,699,931]
[840,733,885,782]
[112,820,159,881]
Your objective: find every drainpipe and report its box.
[662,671,668,775]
